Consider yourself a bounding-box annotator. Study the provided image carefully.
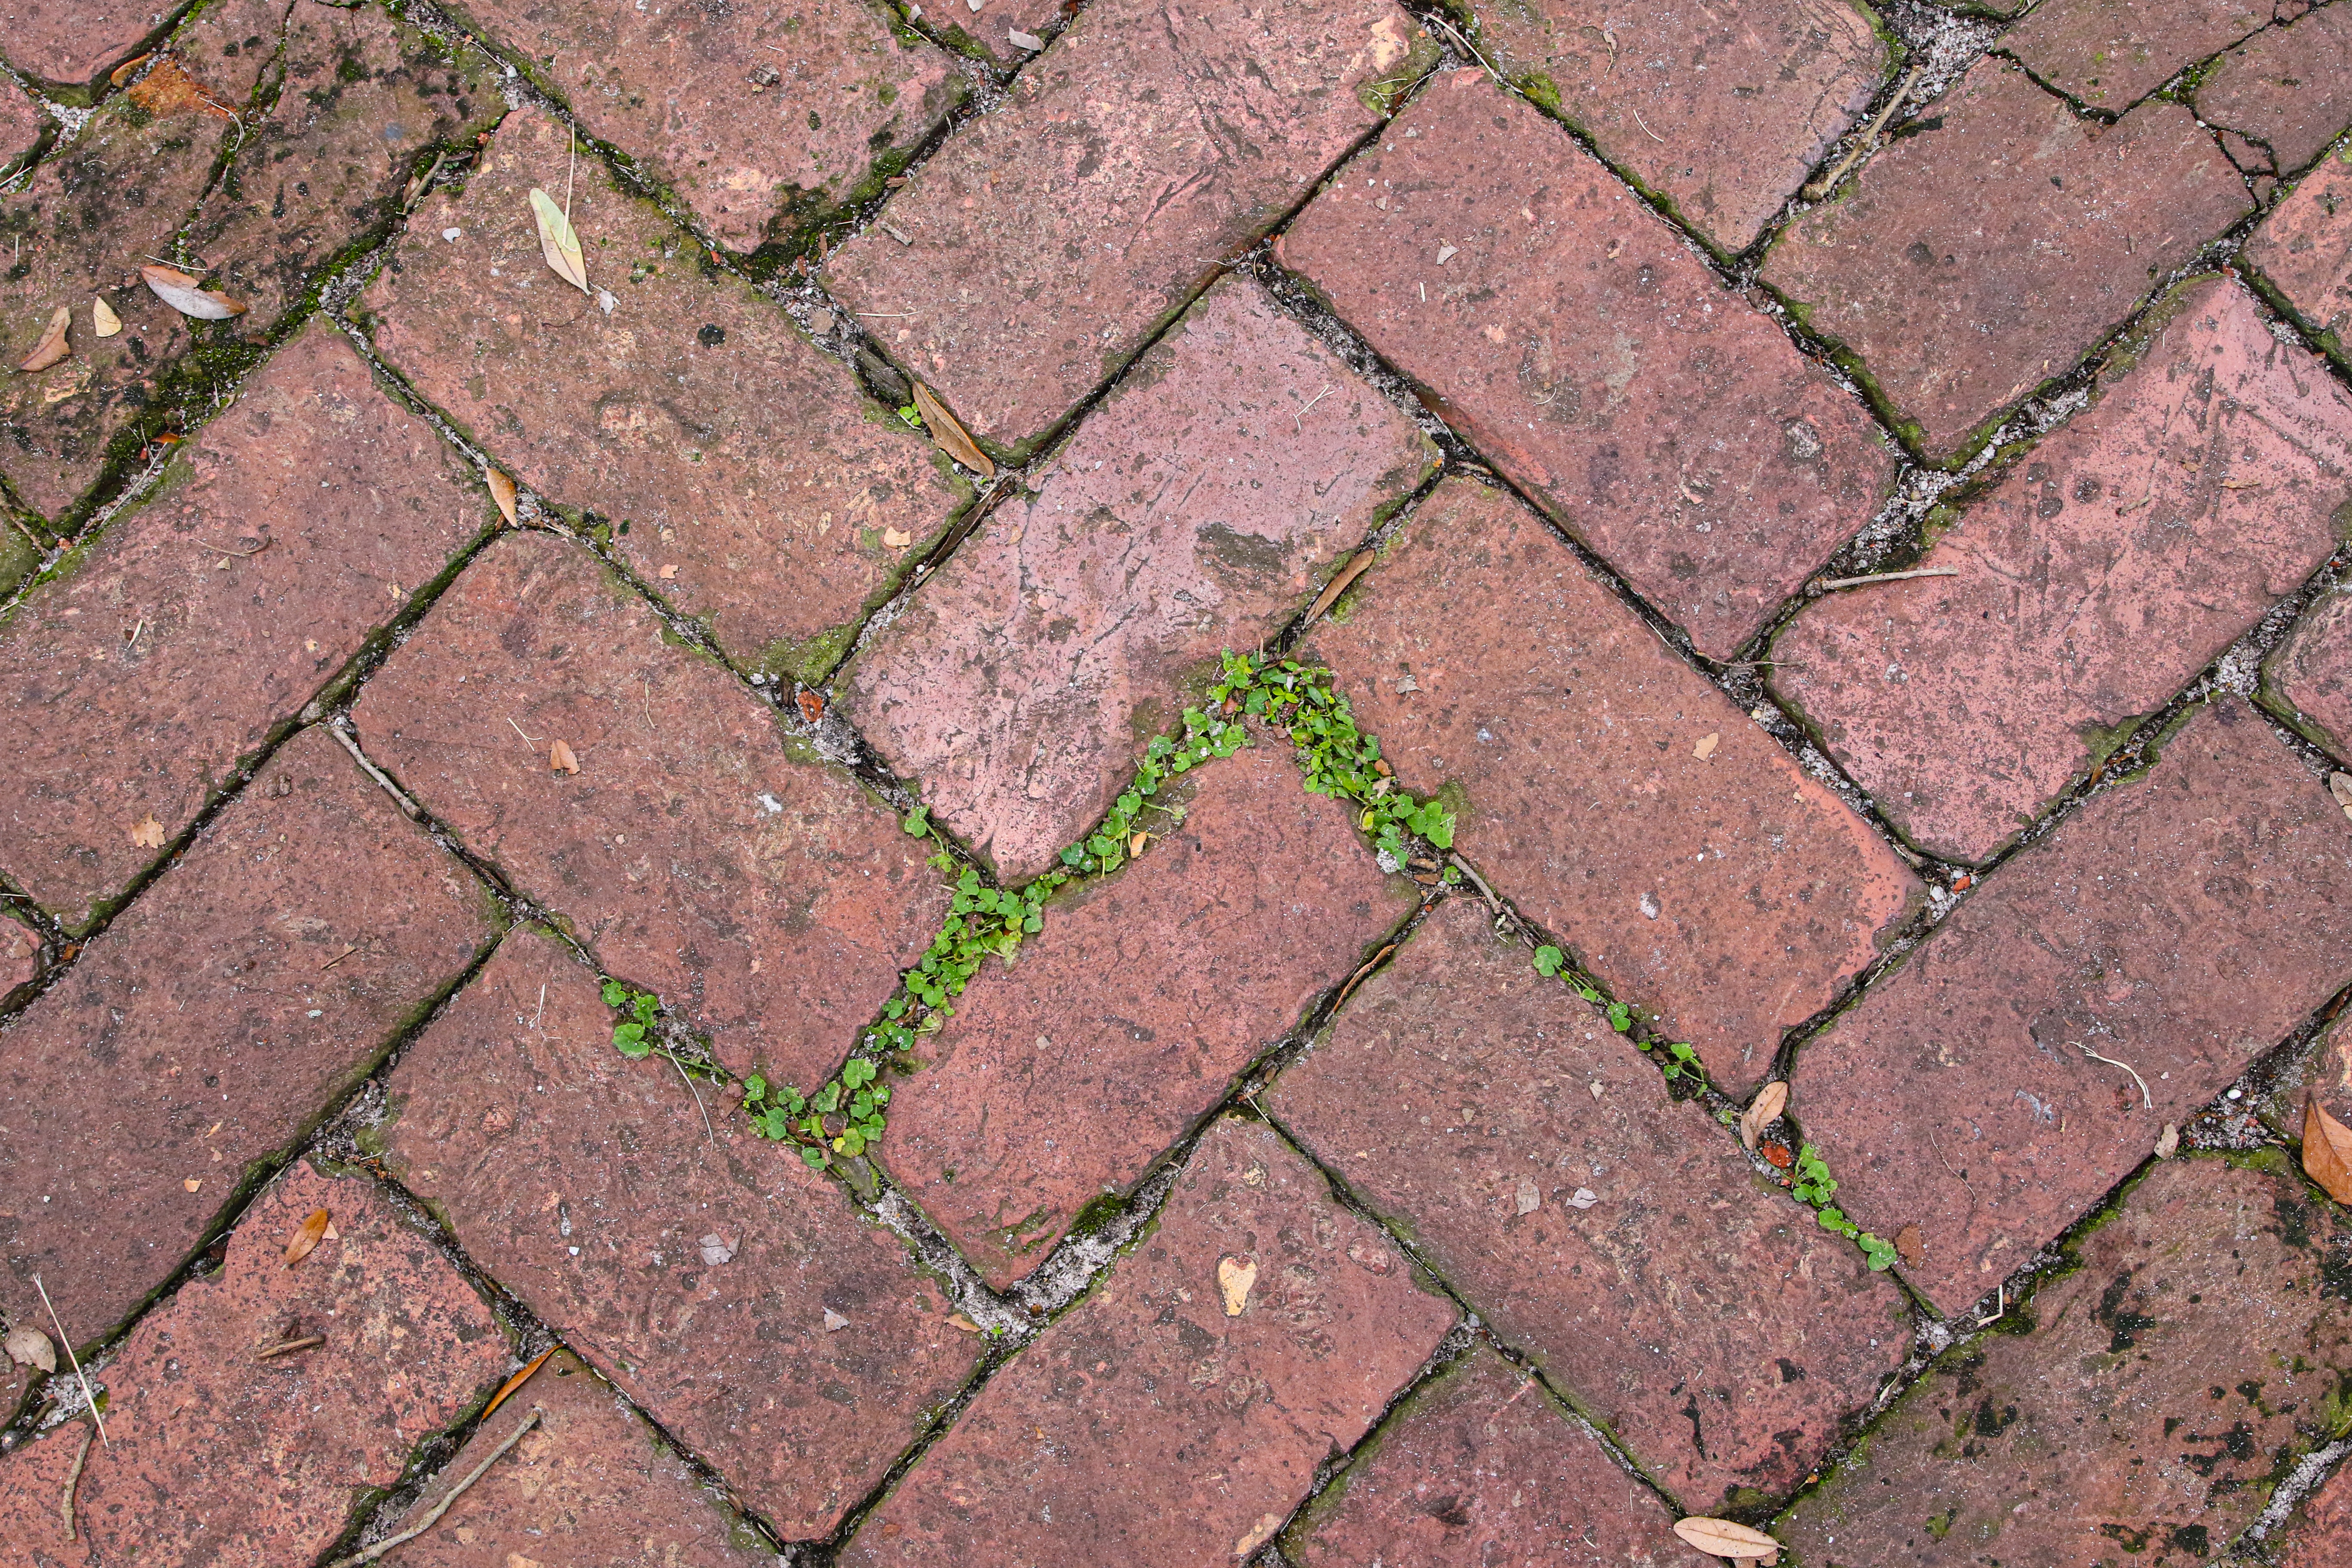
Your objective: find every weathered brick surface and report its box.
[1302,478,1919,1094]
[1773,279,2352,865]
[2279,1459,2352,1568]
[2249,147,2352,360]
[1272,897,1910,1509]
[1793,698,2352,1319]
[0,0,162,85]
[826,0,1436,453]
[1472,0,1887,253]
[921,0,1066,66]
[441,0,960,252]
[385,1351,779,1568]
[0,1160,507,1566]
[382,928,988,1540]
[884,740,1417,1290]
[1782,1154,2352,1566]
[843,1117,1455,1567]
[0,70,41,167]
[2199,4,2352,174]
[352,530,946,1088]
[1278,74,1895,659]
[0,320,494,931]
[365,107,965,679]
[1764,58,2251,459]
[0,725,497,1419]
[842,278,1434,882]
[2006,0,2270,111]
[1285,1344,1712,1568]
[0,916,37,995]
[2267,586,2352,758]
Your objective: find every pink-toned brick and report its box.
[0,1160,507,1565]
[1472,0,1889,252]
[841,277,1434,882]
[1303,477,1919,1095]
[441,0,961,251]
[1773,278,2352,865]
[0,915,37,996]
[1764,58,2251,460]
[2267,586,2352,757]
[0,69,41,168]
[2199,4,2352,173]
[382,1351,779,1568]
[2248,146,2352,361]
[921,0,1066,66]
[0,725,498,1420]
[1272,898,1911,1509]
[826,0,1437,453]
[843,1117,1456,1567]
[2280,1459,2352,1568]
[1792,698,2352,1319]
[0,0,163,85]
[0,320,494,931]
[351,530,946,1088]
[2007,0,2271,110]
[1286,1346,1712,1568]
[1782,1154,2352,1565]
[883,738,1416,1289]
[365,107,966,679]
[383,928,983,1539]
[1277,73,1896,659]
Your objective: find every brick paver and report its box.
[2248,147,2352,362]
[2280,1461,2352,1568]
[366,106,967,680]
[0,0,159,85]
[1272,897,1911,1509]
[1303,478,1919,1094]
[1470,0,1888,253]
[0,1159,507,1565]
[382,928,985,1540]
[383,1350,780,1568]
[441,0,962,252]
[0,725,498,1420]
[0,917,35,997]
[841,276,1434,882]
[825,0,1436,454]
[2267,585,2352,758]
[1781,1153,2352,1565]
[1773,278,2352,865]
[0,320,495,931]
[843,1116,1455,1566]
[1794,698,2352,1319]
[1285,1343,1712,1568]
[882,739,1416,1290]
[1279,73,1897,659]
[2006,0,2271,111]
[2199,4,2352,175]
[0,71,40,168]
[352,530,945,1089]
[1764,58,2252,460]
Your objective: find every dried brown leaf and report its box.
[126,58,238,121]
[139,264,247,321]
[2304,1094,2352,1205]
[1693,731,1720,761]
[1216,1254,1257,1317]
[3,1323,55,1373]
[1738,1080,1788,1153]
[1672,1517,1782,1561]
[1895,1223,1923,1265]
[481,1345,555,1419]
[485,466,518,525]
[16,306,69,372]
[529,189,588,293]
[1303,549,1377,627]
[882,525,914,549]
[108,51,153,87]
[283,1207,330,1268]
[549,739,580,775]
[910,382,995,478]
[946,1312,982,1333]
[92,297,122,337]
[796,690,824,724]
[130,813,166,848]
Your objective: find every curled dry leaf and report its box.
[4,1323,56,1373]
[2304,1093,2352,1205]
[1216,1254,1257,1317]
[1303,549,1376,627]
[139,264,248,321]
[92,297,122,337]
[17,305,70,372]
[1738,1079,1789,1153]
[108,51,153,87]
[283,1207,331,1268]
[484,465,518,525]
[549,739,580,775]
[910,381,995,478]
[882,526,913,549]
[126,58,239,121]
[1672,1517,1782,1562]
[480,1345,556,1420]
[796,689,824,724]
[946,1312,982,1333]
[130,813,167,849]
[529,188,589,294]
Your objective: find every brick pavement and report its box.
[3,2,2352,1562]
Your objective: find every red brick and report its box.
[1792,698,2352,1319]
[2007,0,2271,110]
[2199,4,2352,174]
[352,530,945,1087]
[365,107,965,680]
[2248,147,2352,362]
[2279,1459,2352,1568]
[1781,1154,2352,1565]
[381,1350,779,1568]
[0,0,162,85]
[1471,0,1889,252]
[922,0,1066,66]
[441,0,961,252]
[840,277,1434,882]
[381,929,985,1540]
[1285,1345,1712,1568]
[1277,73,1896,659]
[0,70,41,168]
[0,916,37,997]
[2267,586,2352,758]
[0,1160,507,1565]
[883,738,1417,1290]
[0,725,498,1419]
[1302,478,1919,1095]
[826,0,1437,453]
[842,1116,1456,1567]
[1271,898,1910,1509]
[1773,278,2352,866]
[0,320,495,931]
[1763,58,2251,460]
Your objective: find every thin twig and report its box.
[32,1277,106,1447]
[1427,13,1508,91]
[562,125,575,229]
[330,723,423,821]
[1629,105,1666,143]
[506,715,541,750]
[2079,1043,2153,1111]
[1335,943,1398,1008]
[1801,67,1920,201]
[324,1409,542,1568]
[254,1335,325,1360]
[1447,854,1504,918]
[319,944,357,971]
[1814,566,1959,592]
[1976,1281,2006,1327]
[1293,383,1333,430]
[673,1055,717,1145]
[61,1422,93,1540]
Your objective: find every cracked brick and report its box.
[2266,584,2352,758]
[0,0,172,85]
[2246,144,2352,361]
[2198,3,2352,175]
[2279,1459,2352,1568]
[2006,0,2272,111]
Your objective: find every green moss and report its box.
[1358,30,1442,116]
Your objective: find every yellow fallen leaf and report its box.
[1129,831,1146,855]
[184,1177,202,1192]
[283,1207,331,1268]
[529,188,588,293]
[16,305,69,372]
[92,297,122,337]
[658,563,677,579]
[910,381,995,478]
[2305,1094,2352,1205]
[485,465,518,525]
[1216,1254,1256,1316]
[1694,732,1720,761]
[1672,1516,1781,1561]
[549,739,580,775]
[131,813,167,848]
[946,1312,982,1333]
[882,526,914,549]
[1738,1079,1788,1153]
[139,264,247,320]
